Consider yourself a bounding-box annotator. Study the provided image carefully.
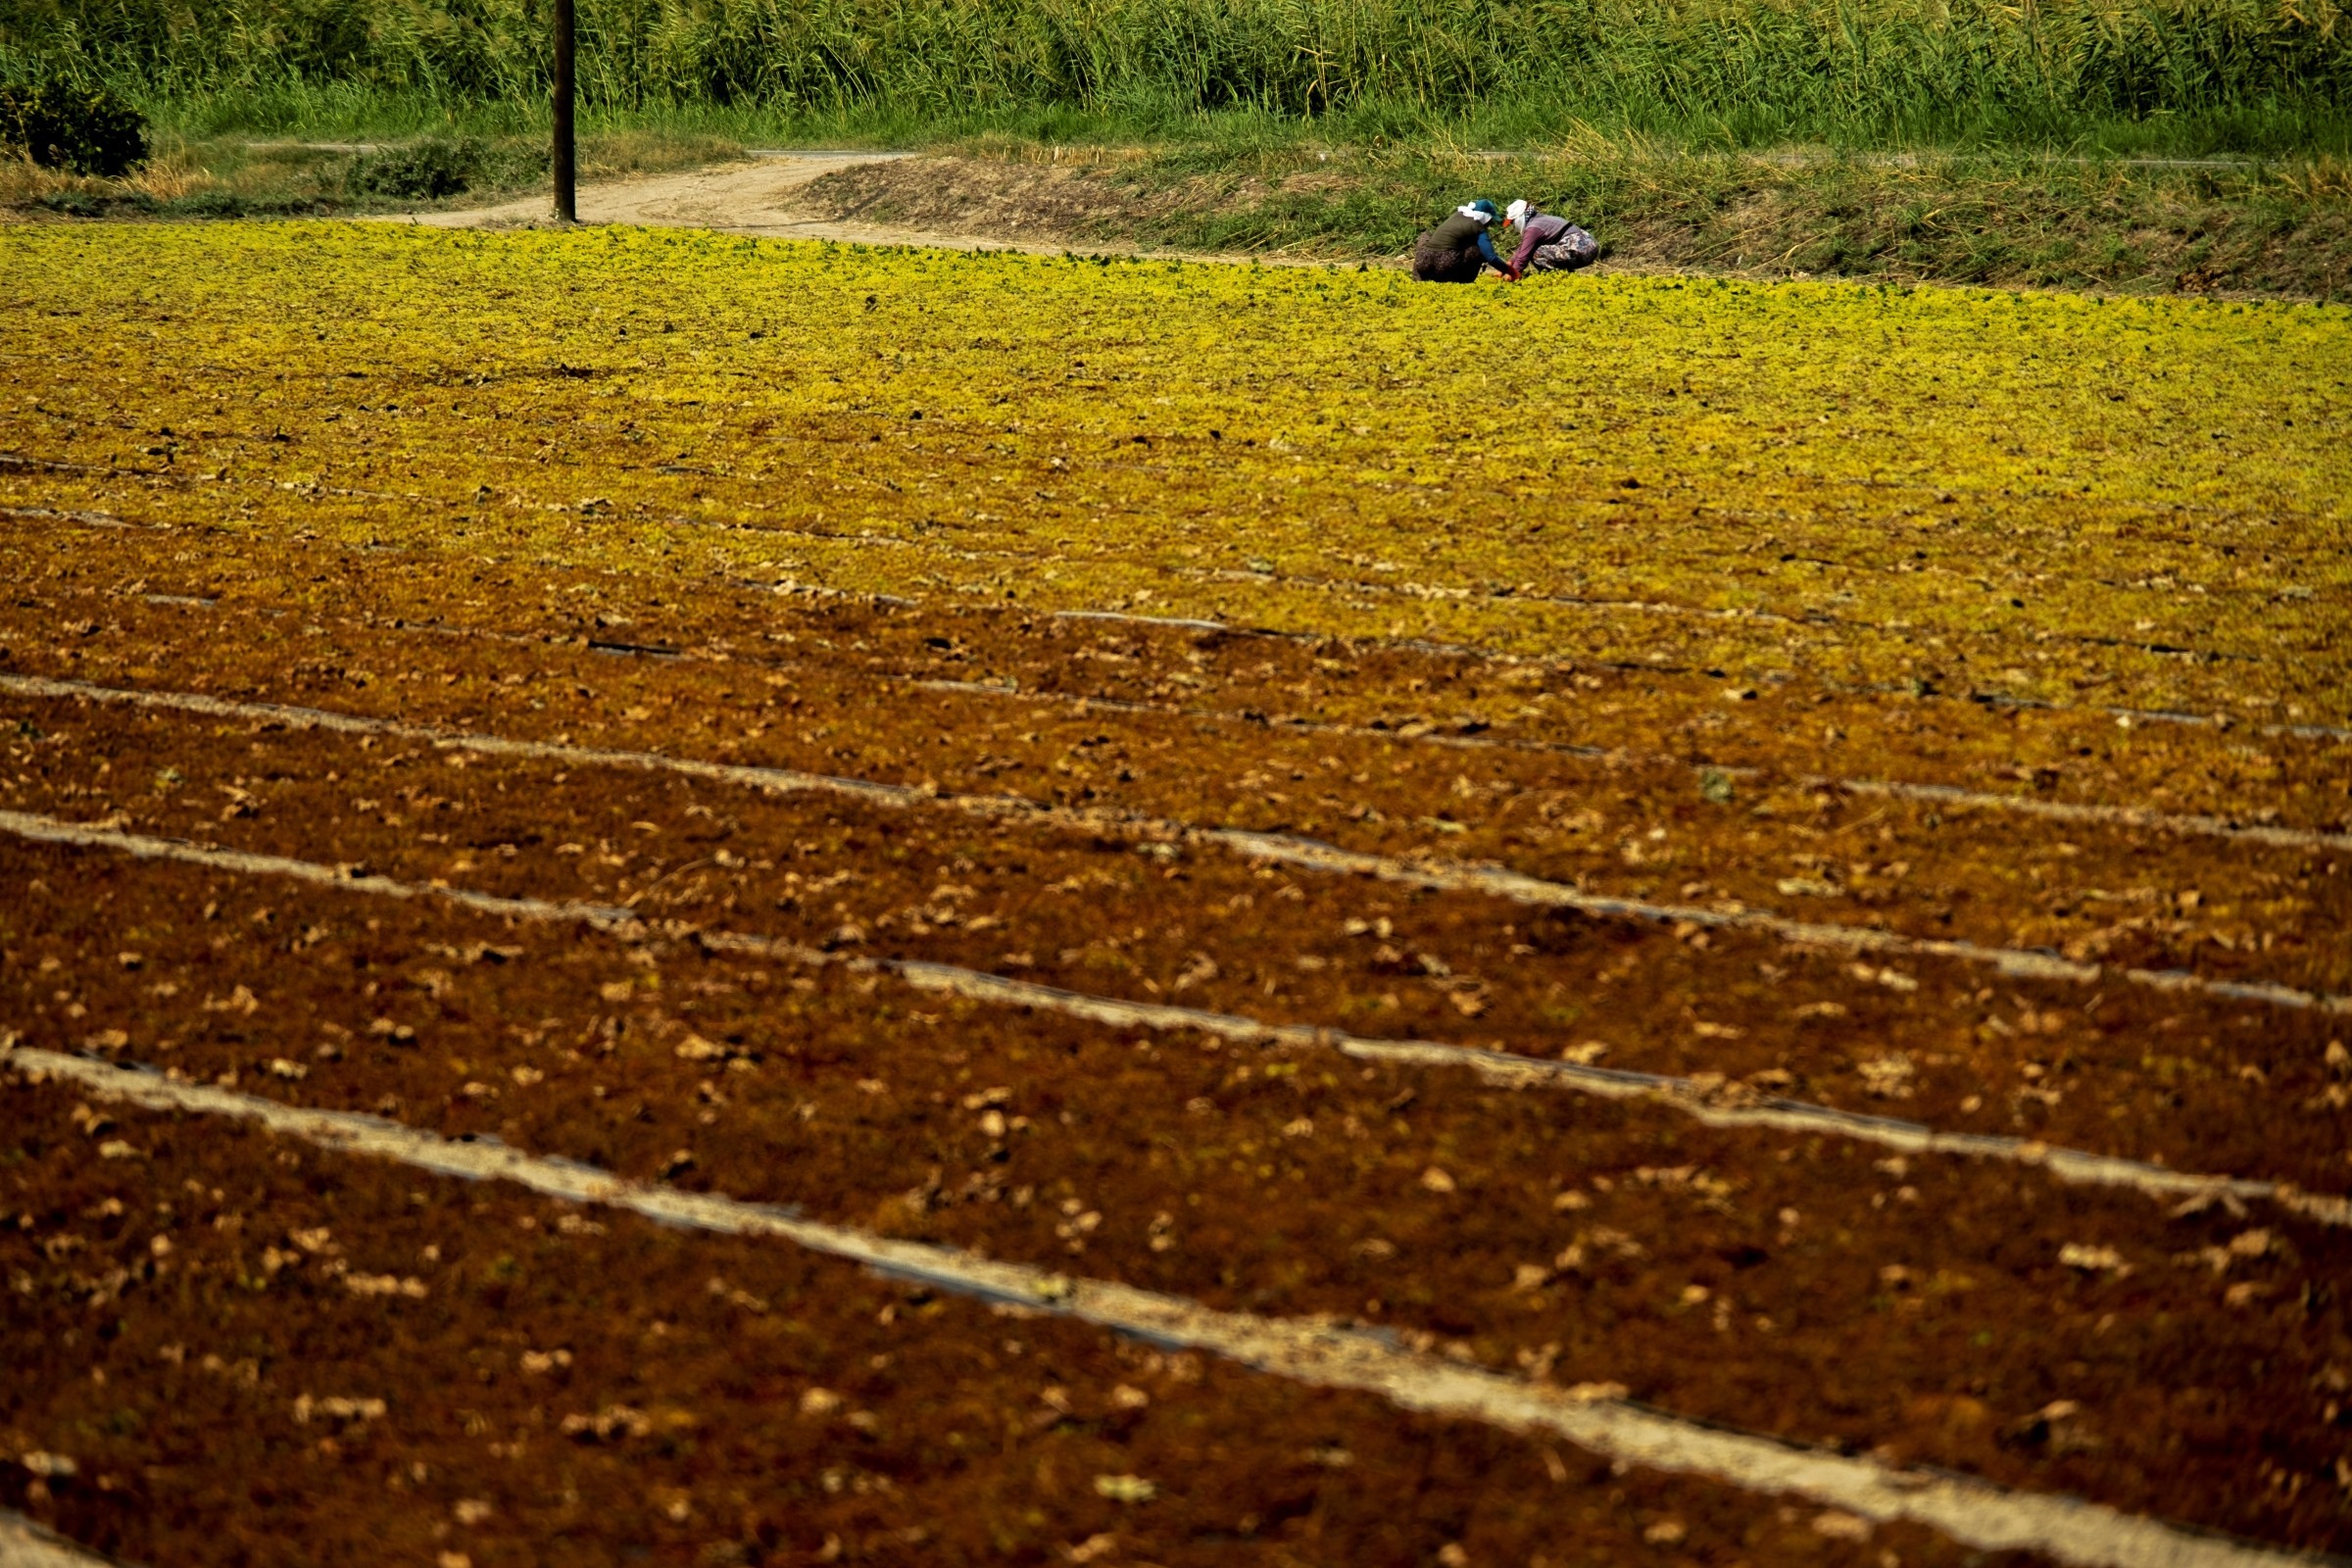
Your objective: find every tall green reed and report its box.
[5,0,2346,149]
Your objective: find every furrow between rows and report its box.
[18,582,2352,940]
[14,836,2346,1540]
[728,939,2350,1226]
[16,574,2352,1007]
[12,677,2346,1192]
[12,1045,2327,1568]
[11,500,2350,742]
[23,578,2352,856]
[1051,604,2352,744]
[906,677,2352,858]
[3,805,2337,1227]
[12,539,2350,1005]
[18,1072,1976,1568]
[14,504,2351,849]
[23,566,2340,857]
[5,672,2337,1015]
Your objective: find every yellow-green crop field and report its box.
[6,222,2349,721]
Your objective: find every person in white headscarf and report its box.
[1499,198,1599,279]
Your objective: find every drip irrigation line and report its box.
[1044,608,2352,743]
[732,937,2351,1227]
[3,675,2344,1017]
[1955,685,2352,744]
[0,808,633,924]
[0,1511,119,1568]
[0,807,2340,1228]
[1821,774,2352,852]
[6,1044,2339,1568]
[0,504,141,530]
[1190,563,2265,666]
[1048,607,1231,633]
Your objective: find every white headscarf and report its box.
[1455,203,1494,225]
[1505,199,1532,225]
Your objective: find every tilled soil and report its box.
[6,390,2346,725]
[6,526,2349,991]
[6,1079,1996,1568]
[8,503,2347,826]
[5,694,2349,1198]
[5,460,2352,1560]
[6,843,2351,1547]
[4,303,2352,1568]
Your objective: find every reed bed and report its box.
[6,0,2348,148]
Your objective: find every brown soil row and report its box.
[7,844,2350,1548]
[3,1075,2004,1568]
[19,414,2328,651]
[8,503,2352,834]
[7,690,2350,1200]
[7,402,2342,732]
[12,499,2348,852]
[6,551,2351,1005]
[601,499,2291,684]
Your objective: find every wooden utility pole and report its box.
[552,0,576,221]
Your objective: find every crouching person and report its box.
[1412,199,1506,282]
[1501,199,1599,279]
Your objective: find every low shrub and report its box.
[163,189,330,218]
[167,188,249,218]
[344,137,479,200]
[0,77,148,176]
[36,188,104,217]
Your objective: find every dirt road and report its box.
[393,149,1130,256]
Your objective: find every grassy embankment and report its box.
[4,0,2350,294]
[813,133,2352,298]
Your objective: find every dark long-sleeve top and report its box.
[1424,211,1505,270]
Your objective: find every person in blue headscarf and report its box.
[1411,198,1506,283]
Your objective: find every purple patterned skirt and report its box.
[1530,225,1599,271]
